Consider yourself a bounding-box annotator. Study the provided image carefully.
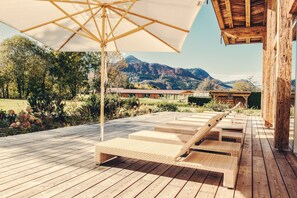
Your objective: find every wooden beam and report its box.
[245,0,251,43]
[211,0,225,29]
[225,0,233,28]
[289,0,297,14]
[223,26,266,39]
[274,0,293,150]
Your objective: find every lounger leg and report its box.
[95,152,115,164]
[223,169,237,189]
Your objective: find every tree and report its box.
[52,52,96,98]
[197,77,220,91]
[0,36,53,99]
[232,77,260,92]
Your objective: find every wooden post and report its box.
[274,0,293,150]
[294,20,297,153]
[262,40,267,121]
[267,0,277,128]
[262,0,277,128]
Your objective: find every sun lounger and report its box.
[95,113,238,188]
[129,130,242,158]
[179,117,233,125]
[155,124,244,143]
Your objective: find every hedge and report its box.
[188,97,212,106]
[248,92,261,109]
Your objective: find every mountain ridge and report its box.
[122,55,231,90]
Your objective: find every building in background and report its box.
[107,88,194,100]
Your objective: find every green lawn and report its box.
[0,99,28,112]
[0,99,84,113]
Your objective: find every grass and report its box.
[0,99,28,112]
[0,99,84,113]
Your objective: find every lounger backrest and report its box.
[175,113,225,160]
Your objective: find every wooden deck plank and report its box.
[115,164,172,198]
[0,147,93,183]
[255,117,289,198]
[234,117,252,198]
[259,118,297,198]
[0,113,295,198]
[284,152,297,177]
[253,118,271,198]
[156,167,195,197]
[215,178,234,198]
[135,166,183,197]
[73,160,149,197]
[176,169,208,198]
[195,172,222,198]
[52,159,142,198]
[31,158,129,198]
[95,162,160,198]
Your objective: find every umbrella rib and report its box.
[50,1,101,42]
[106,21,154,43]
[106,0,137,40]
[108,0,136,5]
[106,13,119,52]
[57,8,102,51]
[109,6,189,33]
[40,0,100,6]
[21,6,99,33]
[109,8,180,52]
[87,0,103,41]
[53,22,97,42]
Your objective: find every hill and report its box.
[122,55,231,90]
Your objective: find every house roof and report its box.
[210,90,251,96]
[211,0,266,45]
[107,88,194,95]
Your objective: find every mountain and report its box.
[122,55,231,90]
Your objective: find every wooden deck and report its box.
[0,112,296,198]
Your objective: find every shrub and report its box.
[188,97,212,106]
[203,100,229,112]
[248,92,261,109]
[28,92,66,122]
[156,102,178,112]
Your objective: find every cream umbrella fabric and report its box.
[0,0,204,141]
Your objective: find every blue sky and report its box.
[0,3,295,85]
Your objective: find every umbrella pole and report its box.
[100,44,105,142]
[100,7,106,142]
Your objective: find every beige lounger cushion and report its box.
[129,130,191,145]
[129,131,242,157]
[179,117,233,124]
[96,138,182,162]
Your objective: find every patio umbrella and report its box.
[0,0,204,141]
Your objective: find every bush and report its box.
[203,100,229,112]
[188,97,212,106]
[28,92,66,122]
[156,102,178,112]
[248,92,261,109]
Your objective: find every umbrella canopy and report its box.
[0,0,204,141]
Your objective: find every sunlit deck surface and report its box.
[0,112,297,198]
